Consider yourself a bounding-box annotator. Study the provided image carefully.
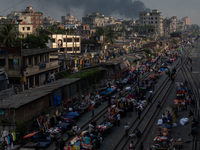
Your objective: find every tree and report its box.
[95,27,105,36]
[106,28,117,46]
[13,34,50,49]
[0,118,8,139]
[0,23,20,46]
[16,119,30,141]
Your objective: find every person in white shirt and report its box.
[89,123,94,132]
[124,124,129,136]
[117,113,120,126]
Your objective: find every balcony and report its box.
[24,61,60,77]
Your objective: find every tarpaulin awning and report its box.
[23,131,38,138]
[126,57,134,62]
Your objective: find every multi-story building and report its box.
[82,12,105,29]
[7,6,43,34]
[163,18,173,36]
[43,16,54,28]
[139,9,164,36]
[48,34,81,54]
[77,24,96,37]
[61,12,77,25]
[16,24,33,37]
[170,16,178,32]
[182,17,191,26]
[0,47,60,90]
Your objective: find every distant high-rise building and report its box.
[61,13,77,25]
[139,9,164,36]
[182,17,191,26]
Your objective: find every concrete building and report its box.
[42,16,54,28]
[16,24,33,37]
[82,12,105,29]
[7,6,43,34]
[163,18,173,36]
[170,16,178,32]
[139,9,164,36]
[77,24,96,36]
[48,34,81,54]
[61,12,77,25]
[0,47,60,90]
[182,17,191,26]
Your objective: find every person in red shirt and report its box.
[129,141,134,150]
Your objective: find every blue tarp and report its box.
[64,112,80,119]
[36,142,50,148]
[54,94,62,106]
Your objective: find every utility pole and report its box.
[75,32,77,72]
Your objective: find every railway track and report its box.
[111,59,181,150]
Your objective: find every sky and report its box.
[0,0,199,25]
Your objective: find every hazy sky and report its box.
[0,0,199,25]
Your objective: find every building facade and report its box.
[82,12,105,29]
[49,34,81,54]
[61,12,77,25]
[182,17,191,26]
[139,10,164,36]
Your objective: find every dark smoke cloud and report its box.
[1,0,151,20]
[32,0,151,19]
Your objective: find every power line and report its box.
[0,0,27,14]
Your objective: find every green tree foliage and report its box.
[106,28,117,45]
[68,69,101,84]
[16,119,30,139]
[95,27,105,36]
[13,34,50,49]
[0,118,8,138]
[0,23,20,46]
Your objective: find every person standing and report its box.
[185,99,188,110]
[139,142,144,150]
[117,113,120,127]
[124,124,129,136]
[92,107,94,117]
[59,138,65,150]
[129,141,134,150]
[138,107,141,120]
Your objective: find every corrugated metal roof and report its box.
[0,78,80,109]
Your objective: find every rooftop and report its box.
[0,78,80,109]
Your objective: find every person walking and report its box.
[178,99,182,111]
[117,113,120,127]
[92,107,94,117]
[139,142,144,150]
[124,124,129,136]
[185,99,188,110]
[129,141,134,150]
[59,138,65,150]
[138,107,141,120]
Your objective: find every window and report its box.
[8,59,14,69]
[0,59,5,66]
[29,57,32,65]
[27,27,30,30]
[35,57,38,65]
[36,16,38,19]
[74,38,79,42]
[155,17,157,20]
[155,21,157,24]
[151,17,153,20]
[52,39,55,42]
[67,47,72,51]
[151,21,153,24]
[36,21,39,23]
[22,27,25,31]
[22,34,24,37]
[64,38,66,42]
[24,17,26,19]
[144,21,145,23]
[40,17,42,19]
[67,38,72,42]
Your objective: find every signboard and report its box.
[20,77,26,83]
[13,59,19,69]
[0,109,5,115]
[39,62,46,69]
